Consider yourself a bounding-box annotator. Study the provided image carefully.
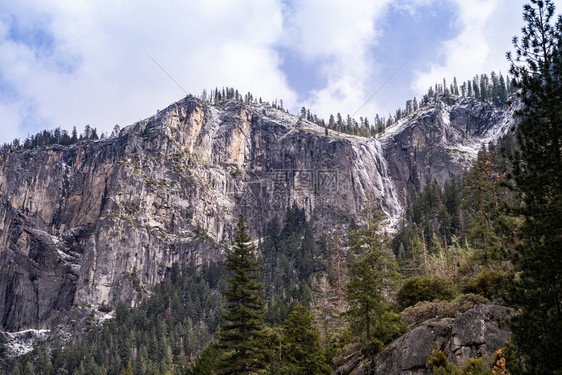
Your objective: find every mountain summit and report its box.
[0,94,512,331]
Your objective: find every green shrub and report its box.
[428,349,449,369]
[401,294,489,325]
[397,276,457,309]
[462,269,505,299]
[458,357,488,374]
[98,302,112,313]
[375,310,409,345]
[428,348,490,375]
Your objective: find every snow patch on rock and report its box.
[2,329,50,356]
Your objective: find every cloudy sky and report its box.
[0,0,527,144]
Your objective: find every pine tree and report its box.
[480,74,488,101]
[461,148,502,269]
[187,342,221,375]
[11,364,22,375]
[121,364,133,375]
[84,124,91,140]
[22,363,34,375]
[218,215,267,374]
[71,126,78,143]
[344,207,404,354]
[473,77,480,98]
[505,0,562,372]
[328,114,336,130]
[453,77,459,95]
[281,305,330,375]
[498,73,508,104]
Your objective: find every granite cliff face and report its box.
[0,96,513,331]
[381,97,513,198]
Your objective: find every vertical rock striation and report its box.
[0,96,513,330]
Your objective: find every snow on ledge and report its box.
[2,329,50,356]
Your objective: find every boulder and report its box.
[338,304,512,375]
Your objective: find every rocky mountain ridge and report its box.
[0,95,514,331]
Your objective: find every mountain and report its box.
[0,94,513,331]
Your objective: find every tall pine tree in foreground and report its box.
[218,215,267,374]
[506,0,562,372]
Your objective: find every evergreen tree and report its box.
[480,74,488,101]
[473,77,480,98]
[22,363,33,375]
[186,342,221,375]
[453,77,459,95]
[498,73,508,104]
[344,207,404,354]
[461,148,503,269]
[84,124,92,140]
[218,215,267,374]
[328,114,335,130]
[505,0,562,372]
[281,305,330,375]
[121,364,133,375]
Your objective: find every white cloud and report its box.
[413,0,526,94]
[0,101,24,143]
[0,0,531,144]
[0,0,295,143]
[280,0,392,118]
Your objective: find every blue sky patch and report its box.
[367,2,460,113]
[5,14,55,58]
[278,47,329,101]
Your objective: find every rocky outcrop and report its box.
[382,97,513,198]
[0,194,85,330]
[335,304,512,375]
[0,96,513,330]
